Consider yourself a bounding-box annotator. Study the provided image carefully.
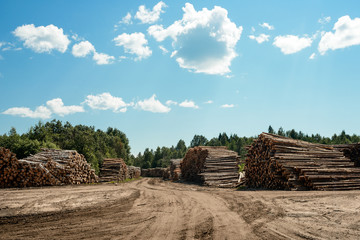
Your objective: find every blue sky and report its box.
[1,0,360,154]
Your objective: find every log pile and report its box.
[0,148,98,188]
[245,133,360,190]
[181,146,239,188]
[99,158,128,182]
[332,143,360,167]
[21,149,99,184]
[170,159,182,181]
[127,166,141,179]
[141,167,168,178]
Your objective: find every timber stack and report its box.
[21,149,98,184]
[99,158,128,182]
[170,158,182,181]
[181,146,239,188]
[0,148,98,188]
[245,133,360,190]
[141,167,168,178]
[127,166,141,179]
[332,143,360,167]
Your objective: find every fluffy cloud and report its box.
[273,35,312,54]
[13,24,70,53]
[166,100,177,106]
[318,15,360,55]
[249,34,270,44]
[2,98,83,119]
[204,100,213,104]
[148,3,242,75]
[318,16,331,25]
[3,106,51,119]
[93,52,115,65]
[221,104,234,108]
[309,53,316,59]
[113,32,152,60]
[84,92,129,113]
[135,1,167,24]
[179,100,199,109]
[260,22,274,30]
[46,98,84,116]
[136,94,170,113]
[72,41,95,57]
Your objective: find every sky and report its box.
[1,0,360,154]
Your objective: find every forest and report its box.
[1,119,359,173]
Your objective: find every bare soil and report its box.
[1,178,360,239]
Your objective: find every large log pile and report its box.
[181,146,239,188]
[170,159,182,181]
[0,148,98,188]
[332,143,360,167]
[245,133,360,190]
[99,158,128,182]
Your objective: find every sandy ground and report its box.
[1,178,360,240]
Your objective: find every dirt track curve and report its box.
[1,178,360,239]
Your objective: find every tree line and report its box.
[1,120,359,172]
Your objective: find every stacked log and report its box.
[170,159,182,181]
[181,146,239,188]
[0,148,98,188]
[21,149,99,184]
[332,143,360,167]
[245,133,360,190]
[99,158,128,182]
[127,166,141,179]
[141,167,168,178]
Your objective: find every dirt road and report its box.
[1,178,360,239]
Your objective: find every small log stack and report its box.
[141,167,168,178]
[99,158,128,182]
[245,133,360,190]
[181,146,239,188]
[127,166,141,179]
[0,148,98,188]
[170,159,182,181]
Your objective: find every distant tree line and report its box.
[1,120,359,171]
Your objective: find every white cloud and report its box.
[249,34,270,44]
[3,106,52,119]
[135,1,167,24]
[84,92,129,113]
[0,42,5,48]
[318,16,331,25]
[251,27,255,33]
[318,15,360,55]
[13,24,70,53]
[309,53,316,59]
[3,98,85,119]
[179,100,199,109]
[260,22,274,30]
[204,100,213,104]
[221,104,234,108]
[72,41,95,57]
[121,13,132,25]
[273,35,312,54]
[46,98,84,116]
[136,94,170,113]
[113,32,152,60]
[159,45,168,54]
[166,100,177,106]
[148,3,242,75]
[93,52,115,65]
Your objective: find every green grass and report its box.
[238,163,245,172]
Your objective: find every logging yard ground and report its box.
[1,178,360,240]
